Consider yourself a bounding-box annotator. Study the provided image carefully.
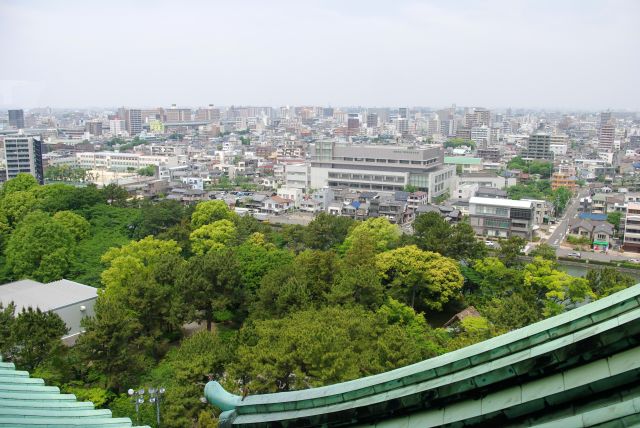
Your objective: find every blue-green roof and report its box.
[206,283,640,427]
[444,156,483,165]
[0,358,147,427]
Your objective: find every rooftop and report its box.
[469,197,533,209]
[0,279,97,313]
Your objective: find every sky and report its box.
[1,0,639,110]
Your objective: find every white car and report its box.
[484,241,496,247]
[567,252,581,258]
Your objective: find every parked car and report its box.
[568,252,582,258]
[485,240,496,247]
[628,259,640,264]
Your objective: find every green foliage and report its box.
[507,157,553,177]
[412,213,485,261]
[235,237,294,296]
[5,211,75,282]
[190,220,237,255]
[53,210,90,241]
[44,165,90,183]
[498,236,527,267]
[191,200,237,229]
[137,165,156,176]
[341,217,400,253]
[586,268,635,298]
[1,307,68,371]
[228,306,430,394]
[304,212,355,251]
[528,243,557,261]
[567,235,591,246]
[0,173,38,197]
[0,190,38,227]
[101,183,129,206]
[177,248,243,329]
[376,245,464,311]
[444,138,475,149]
[607,211,623,232]
[133,200,185,240]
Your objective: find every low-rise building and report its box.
[0,279,97,345]
[469,197,535,239]
[551,172,577,191]
[623,202,640,251]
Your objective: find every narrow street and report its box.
[546,189,588,247]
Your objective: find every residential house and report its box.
[262,195,293,215]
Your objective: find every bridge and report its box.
[205,283,640,427]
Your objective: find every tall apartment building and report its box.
[471,125,491,149]
[109,119,126,136]
[85,120,103,136]
[309,142,455,201]
[126,109,142,136]
[366,113,378,128]
[522,132,554,161]
[469,197,535,239]
[465,108,491,128]
[347,114,360,136]
[398,108,409,119]
[396,118,409,135]
[598,122,615,152]
[8,110,25,129]
[1,134,44,184]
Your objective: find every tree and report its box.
[0,190,38,227]
[253,250,338,319]
[607,212,623,233]
[552,187,572,215]
[528,243,557,261]
[101,236,184,343]
[329,233,384,309]
[178,248,243,330]
[228,306,428,394]
[53,211,90,242]
[523,257,595,316]
[341,217,400,253]
[586,267,635,298]
[235,236,294,296]
[5,211,75,282]
[31,183,79,213]
[376,245,464,311]
[75,297,152,391]
[137,165,156,176]
[6,307,68,371]
[101,184,129,207]
[0,173,38,197]
[498,236,526,267]
[0,302,16,356]
[412,213,485,261]
[190,219,237,255]
[478,290,542,332]
[304,212,355,251]
[133,200,185,239]
[191,200,237,229]
[280,224,307,253]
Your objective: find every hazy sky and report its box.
[1,0,639,110]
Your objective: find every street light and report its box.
[128,386,166,427]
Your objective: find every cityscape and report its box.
[1,1,640,427]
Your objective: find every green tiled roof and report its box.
[206,283,640,427]
[0,358,147,428]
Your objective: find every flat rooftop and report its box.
[469,196,533,209]
[0,279,97,312]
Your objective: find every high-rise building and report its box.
[396,118,409,135]
[366,113,378,128]
[599,122,615,152]
[1,134,44,184]
[126,109,142,135]
[109,119,126,136]
[347,114,360,136]
[8,110,25,129]
[522,132,554,161]
[471,125,491,149]
[398,107,409,119]
[166,106,192,122]
[195,105,221,122]
[85,120,103,136]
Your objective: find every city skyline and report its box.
[1,0,639,110]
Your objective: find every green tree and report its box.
[552,187,572,215]
[5,211,74,282]
[101,236,184,344]
[498,236,526,267]
[134,200,185,239]
[607,212,623,233]
[0,302,16,356]
[235,236,294,296]
[479,290,542,332]
[0,190,38,227]
[412,213,485,261]
[376,245,464,311]
[304,212,355,251]
[137,165,156,176]
[101,184,129,206]
[76,297,152,391]
[341,217,400,253]
[0,173,38,197]
[586,267,635,298]
[190,219,237,255]
[191,200,237,229]
[528,243,557,261]
[53,211,90,242]
[178,248,242,329]
[7,307,68,371]
[253,250,338,319]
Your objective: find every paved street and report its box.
[546,189,588,247]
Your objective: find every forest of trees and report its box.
[0,173,634,427]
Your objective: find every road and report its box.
[555,248,637,263]
[547,189,588,247]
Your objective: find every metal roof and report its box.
[469,196,533,209]
[0,356,146,427]
[0,279,97,313]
